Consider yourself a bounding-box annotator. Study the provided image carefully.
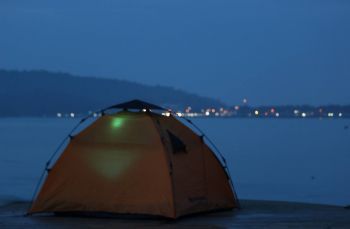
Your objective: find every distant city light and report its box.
[57,113,62,118]
[68,104,348,120]
[162,112,171,117]
[185,106,192,113]
[243,98,248,104]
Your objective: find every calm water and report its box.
[0,118,349,206]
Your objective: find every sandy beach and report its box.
[1,200,349,228]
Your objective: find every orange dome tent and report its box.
[28,100,239,219]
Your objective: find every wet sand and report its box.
[1,200,350,228]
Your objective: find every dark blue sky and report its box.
[1,0,349,105]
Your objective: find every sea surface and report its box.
[0,118,349,207]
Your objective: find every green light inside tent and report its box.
[112,117,124,128]
[88,150,139,180]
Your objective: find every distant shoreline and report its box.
[0,115,349,120]
[1,70,350,119]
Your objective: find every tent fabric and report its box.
[29,111,238,218]
[166,130,187,154]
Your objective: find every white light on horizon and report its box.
[162,112,171,117]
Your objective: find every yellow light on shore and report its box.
[254,110,259,116]
[161,112,171,117]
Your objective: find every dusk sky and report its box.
[1,0,349,105]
